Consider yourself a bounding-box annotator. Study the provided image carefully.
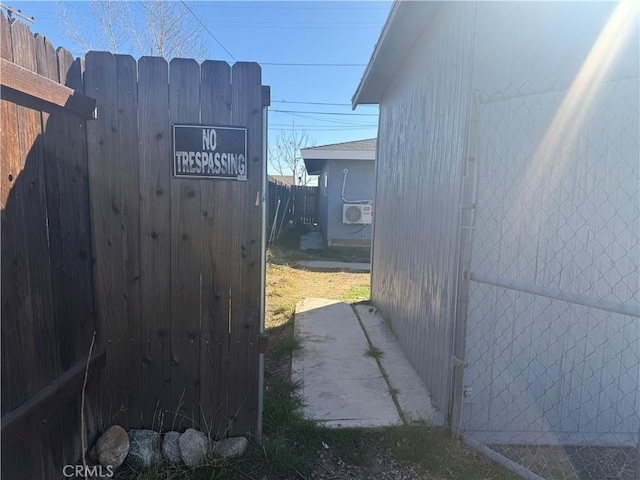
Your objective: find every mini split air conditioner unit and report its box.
[342,204,373,225]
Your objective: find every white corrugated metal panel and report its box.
[462,77,640,444]
[371,3,476,416]
[472,2,636,99]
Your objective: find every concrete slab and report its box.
[292,298,401,427]
[302,378,400,428]
[296,261,371,272]
[299,231,325,250]
[354,305,445,426]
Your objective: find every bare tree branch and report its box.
[55,3,93,53]
[55,0,208,60]
[87,0,133,53]
[268,127,315,186]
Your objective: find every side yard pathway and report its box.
[292,298,443,428]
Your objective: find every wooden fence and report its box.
[268,181,318,228]
[1,15,267,479]
[1,14,103,478]
[85,54,267,436]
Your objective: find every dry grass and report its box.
[370,427,521,480]
[265,254,370,381]
[267,262,370,329]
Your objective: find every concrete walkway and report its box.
[296,261,370,272]
[292,298,443,428]
[299,231,325,250]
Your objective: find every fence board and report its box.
[34,34,57,80]
[229,62,262,436]
[43,48,95,371]
[169,58,202,429]
[35,31,65,384]
[9,19,59,399]
[267,182,319,231]
[0,13,15,207]
[6,22,50,479]
[59,390,82,470]
[42,400,65,474]
[85,51,130,427]
[138,56,172,430]
[7,22,38,407]
[200,60,233,437]
[0,15,25,414]
[0,11,8,60]
[116,54,143,427]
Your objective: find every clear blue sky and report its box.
[8,1,390,173]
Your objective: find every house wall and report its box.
[326,159,375,246]
[370,3,476,416]
[461,2,640,445]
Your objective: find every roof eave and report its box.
[301,150,375,161]
[352,1,442,109]
[303,158,325,176]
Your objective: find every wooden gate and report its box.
[85,53,268,437]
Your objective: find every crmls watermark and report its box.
[62,465,114,478]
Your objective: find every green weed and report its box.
[270,333,301,357]
[230,378,366,479]
[364,345,384,359]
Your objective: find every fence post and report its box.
[450,91,479,435]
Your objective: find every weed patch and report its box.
[230,378,366,479]
[364,345,384,359]
[270,333,301,357]
[341,284,370,301]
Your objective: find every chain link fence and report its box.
[459,78,639,479]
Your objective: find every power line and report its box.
[281,112,376,126]
[203,20,382,26]
[272,100,377,107]
[269,126,375,131]
[179,0,237,62]
[261,62,366,67]
[204,25,380,30]
[142,3,366,67]
[269,124,374,128]
[197,4,390,10]
[273,100,353,106]
[271,109,377,117]
[268,120,375,128]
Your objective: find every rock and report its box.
[95,425,129,469]
[179,428,209,468]
[162,431,182,463]
[126,429,161,468]
[212,436,249,459]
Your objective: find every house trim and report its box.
[352,1,441,108]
